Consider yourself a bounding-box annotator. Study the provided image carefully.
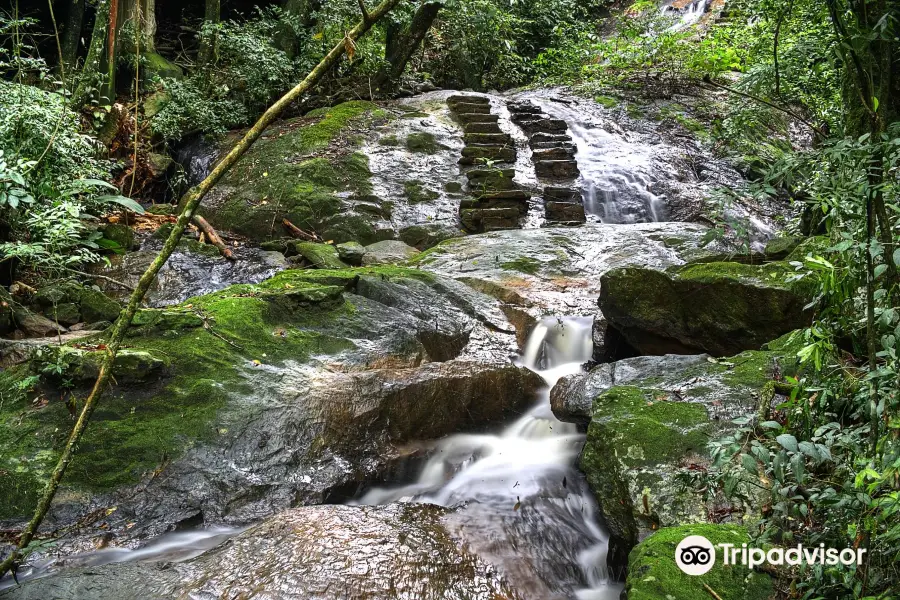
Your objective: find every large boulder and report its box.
[3,504,519,600]
[0,267,538,550]
[576,334,803,569]
[197,102,396,245]
[598,260,815,356]
[625,524,774,600]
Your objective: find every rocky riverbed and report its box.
[0,85,811,600]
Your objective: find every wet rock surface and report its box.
[0,267,541,554]
[577,334,803,568]
[1,504,520,600]
[599,258,816,356]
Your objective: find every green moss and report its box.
[595,95,618,108]
[378,134,400,146]
[500,256,542,275]
[295,242,349,269]
[626,524,773,600]
[403,180,440,204]
[199,102,383,242]
[405,132,438,154]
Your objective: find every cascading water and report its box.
[661,0,710,31]
[356,317,623,600]
[527,98,666,224]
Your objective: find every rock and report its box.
[147,152,173,179]
[294,242,350,269]
[0,267,535,545]
[625,524,774,600]
[405,132,439,154]
[544,201,585,223]
[77,287,122,324]
[100,222,136,251]
[142,51,183,80]
[198,101,391,244]
[464,133,512,145]
[336,241,366,265]
[14,310,66,338]
[551,354,710,424]
[362,240,420,265]
[534,160,580,179]
[46,302,81,326]
[764,234,804,259]
[599,261,815,356]
[398,224,463,250]
[403,180,440,204]
[577,334,803,569]
[4,504,518,600]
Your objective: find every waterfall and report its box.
[357,317,622,599]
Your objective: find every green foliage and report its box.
[151,9,300,139]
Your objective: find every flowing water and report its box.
[356,317,623,599]
[661,0,710,30]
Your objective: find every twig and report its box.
[282,218,321,242]
[703,583,724,600]
[192,215,235,261]
[67,270,136,291]
[701,75,826,139]
[357,0,370,22]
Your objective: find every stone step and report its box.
[448,95,490,106]
[475,189,531,202]
[517,118,568,134]
[535,160,580,179]
[464,122,504,135]
[459,145,516,165]
[508,101,542,114]
[532,147,576,161]
[456,113,500,124]
[460,207,520,232]
[545,201,587,224]
[530,141,576,151]
[459,198,528,212]
[466,167,516,181]
[450,103,492,115]
[465,133,512,145]
[530,132,571,145]
[544,186,583,202]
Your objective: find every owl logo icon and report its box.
[675,535,716,575]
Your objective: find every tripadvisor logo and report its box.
[675,534,867,576]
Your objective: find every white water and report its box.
[358,317,623,599]
[661,0,710,31]
[528,98,666,224]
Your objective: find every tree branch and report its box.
[702,75,826,138]
[0,0,404,579]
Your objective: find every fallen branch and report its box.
[0,0,404,578]
[192,215,235,261]
[282,218,321,242]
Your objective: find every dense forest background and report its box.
[0,0,898,598]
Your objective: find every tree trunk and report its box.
[117,0,156,53]
[374,1,442,89]
[60,0,85,70]
[73,0,113,106]
[0,0,405,578]
[198,0,221,64]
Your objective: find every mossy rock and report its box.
[32,281,121,325]
[100,223,136,252]
[626,524,774,600]
[335,241,366,265]
[403,180,439,204]
[143,51,183,80]
[198,102,389,244]
[578,334,805,570]
[599,261,815,356]
[405,132,438,154]
[295,242,349,269]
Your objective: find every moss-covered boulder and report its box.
[626,524,774,600]
[0,266,538,545]
[32,281,122,325]
[599,260,815,356]
[577,335,803,569]
[294,242,349,269]
[198,101,394,245]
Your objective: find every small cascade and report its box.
[447,94,531,232]
[661,0,710,30]
[508,100,587,226]
[356,316,622,599]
